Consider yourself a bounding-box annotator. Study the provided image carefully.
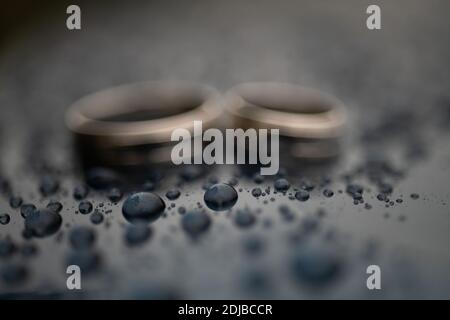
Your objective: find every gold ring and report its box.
[65,81,223,165]
[225,82,347,159]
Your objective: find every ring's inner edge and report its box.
[81,89,207,123]
[238,84,333,114]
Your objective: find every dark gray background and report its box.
[1,0,450,299]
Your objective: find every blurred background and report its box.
[1,0,450,299]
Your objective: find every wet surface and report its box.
[1,0,450,299]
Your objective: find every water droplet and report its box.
[86,167,121,190]
[142,181,155,191]
[0,213,11,225]
[107,187,123,203]
[180,166,204,181]
[66,250,101,275]
[122,192,166,224]
[204,183,238,211]
[301,216,319,234]
[46,201,63,213]
[346,184,363,197]
[242,236,265,256]
[274,178,290,192]
[378,182,393,194]
[0,177,11,195]
[125,223,152,246]
[299,179,315,191]
[378,192,390,201]
[208,176,219,184]
[178,206,186,215]
[181,210,211,238]
[1,264,28,286]
[228,177,238,186]
[234,209,256,228]
[39,176,59,196]
[320,176,332,187]
[323,189,334,197]
[295,190,310,202]
[291,247,342,286]
[79,201,93,215]
[9,196,23,209]
[166,189,181,201]
[241,269,270,292]
[0,238,16,257]
[410,193,420,200]
[69,226,96,250]
[352,192,363,200]
[20,243,38,258]
[252,173,264,184]
[24,209,62,238]
[90,211,104,225]
[279,205,295,221]
[73,185,89,200]
[251,188,262,198]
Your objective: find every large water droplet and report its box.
[274,178,290,192]
[165,189,181,201]
[20,204,36,219]
[107,188,123,203]
[125,223,152,246]
[66,250,101,275]
[122,192,165,224]
[180,166,204,181]
[291,247,342,286]
[86,167,121,190]
[234,209,256,228]
[69,226,96,250]
[1,264,28,286]
[20,243,38,258]
[39,176,60,197]
[90,211,104,225]
[9,196,23,209]
[204,183,238,211]
[0,238,16,257]
[181,210,211,238]
[24,209,62,238]
[295,190,310,202]
[73,185,89,200]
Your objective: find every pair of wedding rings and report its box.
[65,81,347,166]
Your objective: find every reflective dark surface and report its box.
[1,0,450,299]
